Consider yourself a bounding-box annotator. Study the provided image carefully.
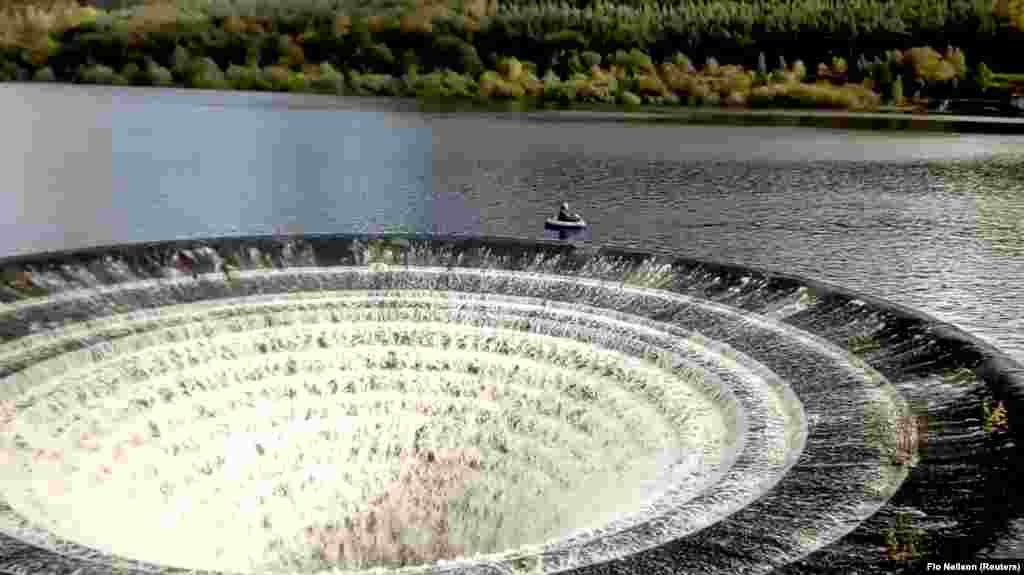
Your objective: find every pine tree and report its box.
[892,74,904,105]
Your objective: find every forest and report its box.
[2,0,1023,111]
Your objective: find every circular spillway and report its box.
[0,235,1017,575]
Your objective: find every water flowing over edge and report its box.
[0,233,1020,575]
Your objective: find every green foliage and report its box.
[262,65,291,90]
[349,71,400,96]
[275,34,305,68]
[567,51,583,74]
[832,56,848,76]
[944,367,977,385]
[541,68,575,104]
[226,63,264,90]
[171,44,190,78]
[748,85,774,107]
[3,0,994,111]
[410,70,443,97]
[883,512,927,560]
[78,63,126,85]
[349,15,373,49]
[412,69,477,98]
[864,57,896,98]
[0,59,19,83]
[975,61,994,92]
[310,61,345,94]
[146,61,174,86]
[671,52,694,73]
[456,43,484,78]
[893,73,905,104]
[276,33,293,57]
[32,66,56,82]
[618,48,653,73]
[497,56,524,80]
[619,90,641,106]
[544,30,586,50]
[401,61,419,93]
[121,62,148,85]
[626,48,651,72]
[617,75,638,94]
[700,92,721,107]
[497,0,1000,63]
[905,46,953,82]
[190,56,227,89]
[946,47,967,79]
[400,49,419,73]
[366,43,394,68]
[792,60,806,80]
[431,35,484,77]
[11,0,1023,84]
[981,399,1009,434]
[848,334,881,355]
[285,71,309,92]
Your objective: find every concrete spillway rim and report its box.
[0,233,1022,574]
[1,232,1020,433]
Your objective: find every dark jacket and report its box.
[557,208,581,222]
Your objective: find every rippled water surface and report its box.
[1,83,1022,366]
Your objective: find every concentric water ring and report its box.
[2,236,1016,575]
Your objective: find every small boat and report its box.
[545,218,588,229]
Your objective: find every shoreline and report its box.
[8,81,1024,134]
[513,105,1024,134]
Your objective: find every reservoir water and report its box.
[1,81,1024,567]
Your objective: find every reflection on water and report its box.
[0,83,1022,365]
[110,100,435,240]
[933,157,1024,258]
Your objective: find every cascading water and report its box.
[0,235,1020,575]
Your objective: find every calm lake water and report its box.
[1,83,1023,370]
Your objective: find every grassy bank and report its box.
[1,0,1021,112]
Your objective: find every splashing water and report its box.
[0,237,927,575]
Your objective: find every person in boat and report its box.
[556,202,582,223]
